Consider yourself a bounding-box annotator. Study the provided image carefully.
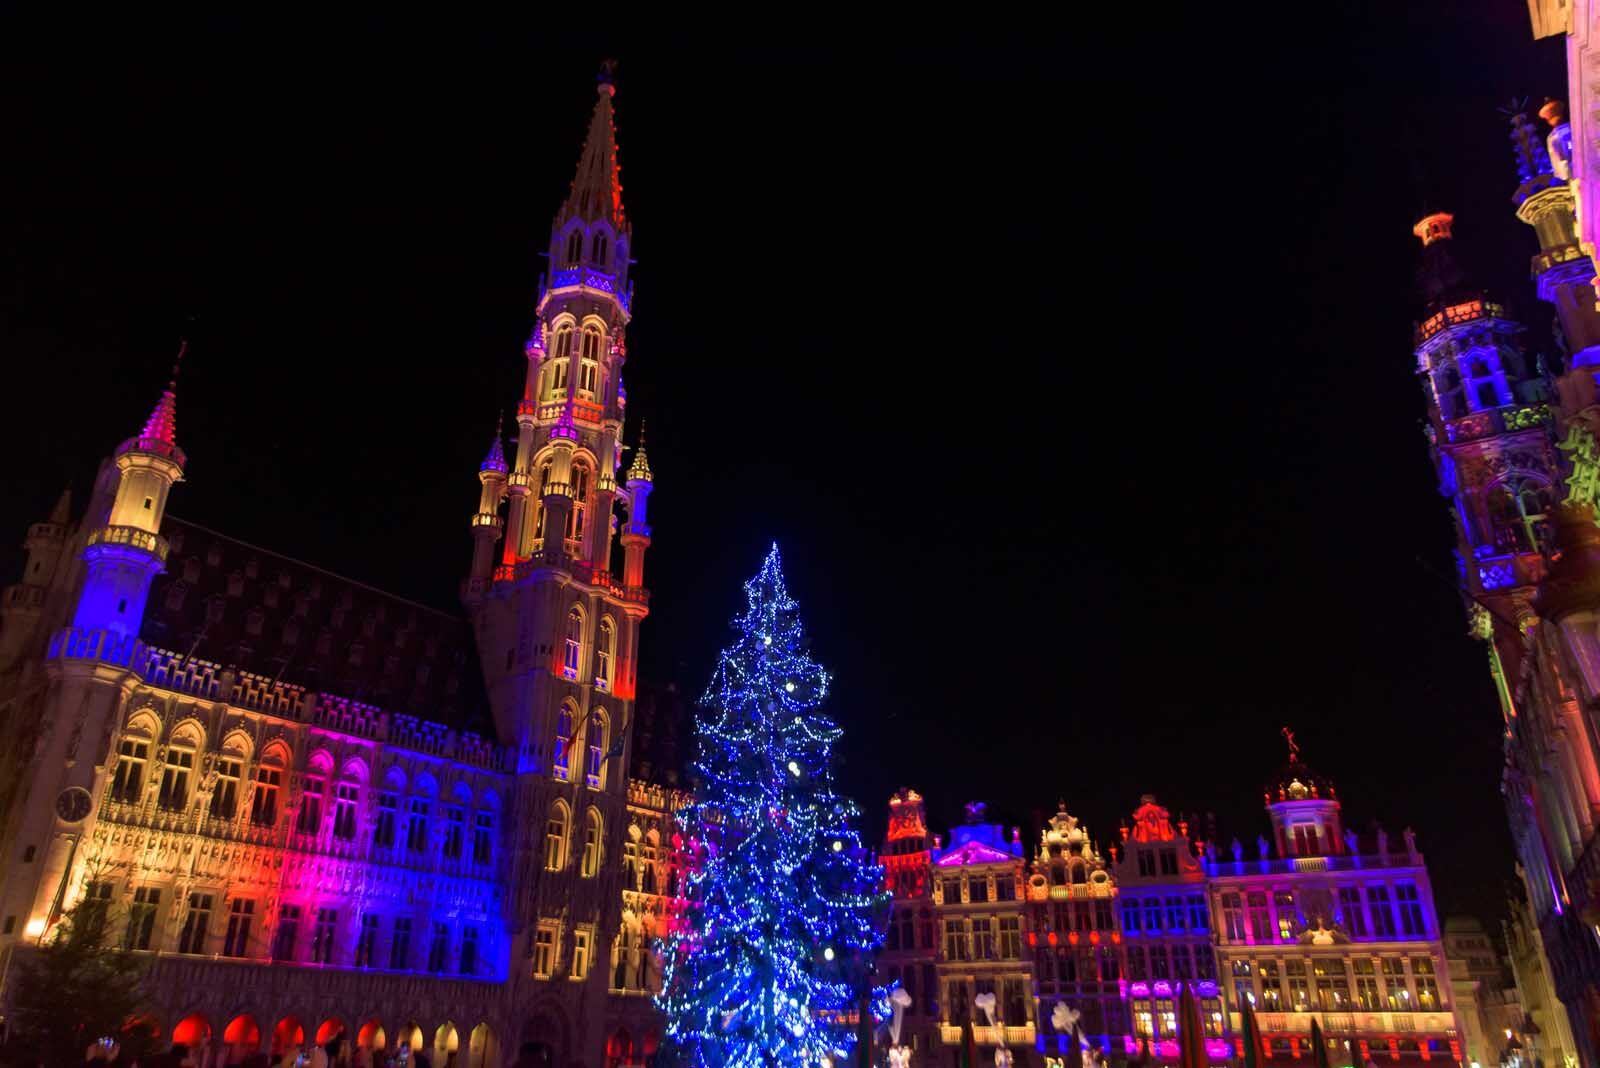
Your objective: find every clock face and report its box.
[55,787,92,824]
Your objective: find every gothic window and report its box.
[390,918,412,970]
[461,926,479,975]
[582,808,602,877]
[1396,883,1426,936]
[566,229,583,264]
[356,913,379,967]
[428,921,449,972]
[564,607,584,678]
[211,759,241,819]
[251,765,281,826]
[554,702,576,780]
[178,893,212,954]
[158,746,194,812]
[572,927,592,979]
[333,783,358,840]
[545,801,570,871]
[126,887,161,950]
[444,807,465,858]
[554,323,575,359]
[596,618,615,691]
[533,924,557,978]
[587,711,606,788]
[473,811,494,865]
[312,908,337,964]
[406,798,429,851]
[579,360,599,397]
[582,325,602,361]
[111,739,148,803]
[569,467,591,542]
[592,232,608,265]
[223,898,253,957]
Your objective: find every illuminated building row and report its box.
[879,745,1463,1067]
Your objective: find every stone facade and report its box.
[0,73,686,1068]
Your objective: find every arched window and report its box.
[568,467,591,542]
[586,711,607,788]
[593,232,609,266]
[582,326,602,361]
[581,808,603,877]
[595,619,615,692]
[545,801,569,871]
[159,730,199,812]
[565,229,583,265]
[553,324,575,359]
[554,702,576,781]
[564,606,583,678]
[535,462,554,544]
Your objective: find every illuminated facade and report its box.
[1206,751,1462,1068]
[1109,797,1224,1061]
[0,72,684,1068]
[887,748,1458,1068]
[1410,64,1600,1063]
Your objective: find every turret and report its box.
[1264,729,1343,857]
[467,417,508,586]
[0,490,71,669]
[621,425,653,590]
[70,352,187,640]
[1509,101,1600,372]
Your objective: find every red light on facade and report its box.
[1047,931,1058,946]
[1449,1040,1462,1062]
[1389,1038,1401,1062]
[1420,1040,1431,1062]
[1359,1041,1370,1063]
[1289,1038,1301,1061]
[1068,931,1079,945]
[1027,932,1037,947]
[1089,931,1099,945]
[1111,931,1121,945]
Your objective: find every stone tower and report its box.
[461,66,655,1058]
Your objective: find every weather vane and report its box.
[1281,726,1300,762]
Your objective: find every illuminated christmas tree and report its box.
[658,545,888,1068]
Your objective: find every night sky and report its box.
[0,8,1569,927]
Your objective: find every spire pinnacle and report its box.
[627,420,653,483]
[138,339,185,447]
[48,487,71,525]
[560,62,626,228]
[481,413,509,474]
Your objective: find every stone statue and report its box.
[1257,834,1269,860]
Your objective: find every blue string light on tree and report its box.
[657,544,889,1068]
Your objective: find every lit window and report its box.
[564,608,583,678]
[581,809,602,877]
[545,803,569,871]
[572,927,592,980]
[534,923,558,978]
[595,619,614,691]
[587,713,606,788]
[554,703,576,780]
[569,468,590,542]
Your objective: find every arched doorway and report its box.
[315,1018,347,1047]
[172,1015,212,1065]
[399,1022,426,1058]
[120,1014,161,1064]
[272,1017,306,1058]
[468,1023,499,1068]
[223,1016,262,1066]
[435,1022,461,1068]
[605,1028,633,1068]
[518,1014,562,1068]
[357,1020,387,1059]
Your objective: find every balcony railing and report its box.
[1231,1010,1457,1036]
[86,525,170,562]
[937,1024,1036,1046]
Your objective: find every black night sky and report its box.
[0,8,1569,927]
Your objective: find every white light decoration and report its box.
[832,840,843,852]
[823,946,835,961]
[785,681,796,693]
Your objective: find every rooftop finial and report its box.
[480,412,509,474]
[137,337,186,448]
[627,419,653,483]
[1282,725,1300,763]
[561,62,626,227]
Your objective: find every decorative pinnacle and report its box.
[481,413,509,474]
[626,420,653,483]
[139,338,185,446]
[562,62,626,227]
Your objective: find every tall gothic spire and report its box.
[559,62,626,229]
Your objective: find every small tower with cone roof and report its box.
[70,346,187,641]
